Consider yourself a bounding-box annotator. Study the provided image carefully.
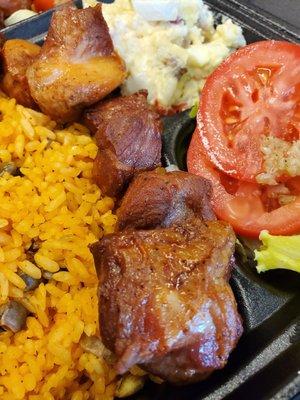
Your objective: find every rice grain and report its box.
[0,97,123,399]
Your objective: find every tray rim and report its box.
[0,1,299,399]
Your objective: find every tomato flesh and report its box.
[33,0,54,11]
[198,40,300,183]
[187,129,300,238]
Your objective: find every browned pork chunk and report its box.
[117,169,215,230]
[2,39,40,108]
[27,5,126,123]
[91,218,243,384]
[87,91,162,197]
[0,0,31,18]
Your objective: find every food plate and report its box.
[1,1,300,399]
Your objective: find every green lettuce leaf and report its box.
[189,100,199,118]
[254,230,300,274]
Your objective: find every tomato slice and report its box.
[187,129,300,238]
[198,40,300,183]
[33,0,55,12]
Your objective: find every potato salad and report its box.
[102,0,246,111]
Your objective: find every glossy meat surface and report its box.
[2,39,40,108]
[89,92,162,197]
[117,169,215,230]
[0,0,31,17]
[91,219,242,383]
[27,5,126,123]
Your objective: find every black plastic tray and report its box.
[1,1,300,399]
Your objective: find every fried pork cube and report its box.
[86,92,162,197]
[27,5,126,123]
[0,11,4,29]
[0,32,5,48]
[117,169,215,230]
[1,39,40,108]
[0,0,31,18]
[91,218,242,384]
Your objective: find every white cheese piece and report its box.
[131,0,180,22]
[4,10,37,26]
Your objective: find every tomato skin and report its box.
[187,129,300,238]
[198,40,300,183]
[33,0,55,11]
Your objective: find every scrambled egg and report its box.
[101,0,246,111]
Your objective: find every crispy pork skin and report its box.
[91,218,242,384]
[2,39,40,108]
[117,169,215,230]
[89,92,162,197]
[27,5,126,123]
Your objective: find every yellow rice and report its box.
[0,97,122,399]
